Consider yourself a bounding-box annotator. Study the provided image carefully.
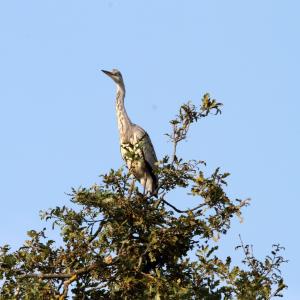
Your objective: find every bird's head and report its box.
[102,69,124,85]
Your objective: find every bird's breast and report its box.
[120,142,146,180]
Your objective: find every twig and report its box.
[88,223,104,243]
[238,234,256,271]
[19,263,99,280]
[57,281,64,293]
[171,123,178,164]
[161,198,205,214]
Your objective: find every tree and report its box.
[0,94,287,299]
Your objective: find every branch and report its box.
[88,222,104,243]
[60,274,77,300]
[238,234,256,269]
[168,97,222,165]
[171,123,178,164]
[18,263,99,280]
[161,198,205,214]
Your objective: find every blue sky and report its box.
[0,1,299,298]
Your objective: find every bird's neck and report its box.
[116,83,132,142]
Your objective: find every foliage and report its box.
[0,94,287,299]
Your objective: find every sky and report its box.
[0,1,299,298]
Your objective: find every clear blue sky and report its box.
[0,1,299,298]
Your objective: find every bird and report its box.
[102,69,158,196]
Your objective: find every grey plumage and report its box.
[102,69,158,195]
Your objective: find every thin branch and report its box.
[57,281,64,293]
[88,223,104,243]
[18,263,99,280]
[171,123,178,164]
[161,198,205,214]
[238,234,257,271]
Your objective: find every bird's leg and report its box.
[142,176,147,196]
[128,176,136,199]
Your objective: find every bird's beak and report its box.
[101,70,113,77]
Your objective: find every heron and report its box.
[102,69,158,196]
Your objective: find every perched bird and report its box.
[102,69,158,195]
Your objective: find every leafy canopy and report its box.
[0,94,287,299]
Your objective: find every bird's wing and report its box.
[132,125,158,172]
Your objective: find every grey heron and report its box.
[102,69,158,196]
